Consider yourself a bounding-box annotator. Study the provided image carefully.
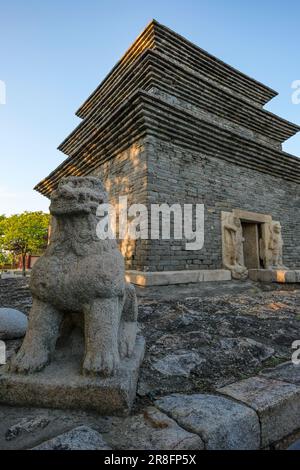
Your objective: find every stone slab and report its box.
[32,426,111,450]
[260,362,300,385]
[126,269,231,286]
[218,376,300,447]
[0,336,145,416]
[249,269,300,283]
[105,406,204,450]
[155,393,260,450]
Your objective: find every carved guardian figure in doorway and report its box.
[268,221,285,268]
[222,213,248,279]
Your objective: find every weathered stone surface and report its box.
[260,362,300,385]
[6,416,50,441]
[106,407,203,450]
[155,393,260,450]
[218,376,300,446]
[32,426,111,450]
[0,308,28,340]
[152,351,205,377]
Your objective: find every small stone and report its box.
[0,308,28,340]
[6,416,50,441]
[32,426,111,450]
[106,407,203,450]
[152,351,205,377]
[218,376,300,446]
[155,393,260,450]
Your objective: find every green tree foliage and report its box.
[0,212,50,275]
[0,250,14,268]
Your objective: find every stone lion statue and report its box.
[10,176,138,377]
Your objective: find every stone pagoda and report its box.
[35,20,300,285]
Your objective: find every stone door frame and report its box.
[221,209,276,275]
[232,209,273,270]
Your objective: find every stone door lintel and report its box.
[232,209,272,224]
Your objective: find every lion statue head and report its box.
[50,176,108,217]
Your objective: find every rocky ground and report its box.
[0,277,299,449]
[137,283,300,400]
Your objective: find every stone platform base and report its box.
[0,336,145,415]
[249,269,300,283]
[126,269,231,286]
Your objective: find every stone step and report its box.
[249,269,300,283]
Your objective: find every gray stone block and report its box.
[155,393,260,450]
[218,376,300,446]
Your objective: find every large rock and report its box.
[32,426,111,450]
[105,407,203,450]
[218,376,300,447]
[0,308,28,340]
[155,393,260,450]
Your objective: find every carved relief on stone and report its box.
[221,212,248,279]
[267,221,285,269]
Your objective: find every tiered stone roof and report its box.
[35,20,300,197]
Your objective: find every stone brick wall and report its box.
[146,137,300,271]
[91,140,149,271]
[91,136,300,272]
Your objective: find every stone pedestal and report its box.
[249,269,300,283]
[126,269,231,286]
[0,335,145,416]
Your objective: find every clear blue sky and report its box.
[0,0,299,215]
